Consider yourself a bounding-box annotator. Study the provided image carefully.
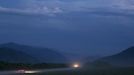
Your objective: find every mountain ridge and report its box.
[0,47,38,63]
[97,46,134,66]
[0,42,67,63]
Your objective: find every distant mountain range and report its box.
[0,42,67,63]
[0,47,37,63]
[97,47,134,67]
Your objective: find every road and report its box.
[0,68,74,75]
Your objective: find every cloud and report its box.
[111,0,134,10]
[1,0,134,15]
[0,6,63,16]
[1,0,134,56]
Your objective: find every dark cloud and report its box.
[0,0,134,57]
[0,10,134,56]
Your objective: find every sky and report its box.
[0,0,134,57]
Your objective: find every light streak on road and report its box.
[0,68,73,75]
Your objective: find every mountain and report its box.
[97,47,134,67]
[0,47,37,63]
[0,42,67,63]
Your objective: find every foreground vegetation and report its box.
[1,61,134,75]
[24,67,134,75]
[0,61,67,70]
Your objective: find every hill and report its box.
[0,47,37,63]
[97,47,134,67]
[0,42,67,63]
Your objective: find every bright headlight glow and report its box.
[73,63,80,68]
[24,71,39,74]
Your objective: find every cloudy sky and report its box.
[0,0,134,57]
